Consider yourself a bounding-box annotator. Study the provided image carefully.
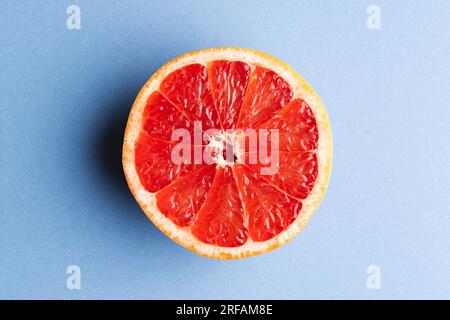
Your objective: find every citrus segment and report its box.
[243,151,318,200]
[191,166,247,247]
[207,60,250,130]
[142,91,193,141]
[233,164,302,242]
[134,132,206,193]
[159,64,220,131]
[134,133,181,192]
[155,165,216,226]
[259,98,319,151]
[236,66,293,129]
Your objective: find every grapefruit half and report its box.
[123,48,332,259]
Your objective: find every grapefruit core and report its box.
[122,48,332,259]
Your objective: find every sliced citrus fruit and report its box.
[123,48,332,259]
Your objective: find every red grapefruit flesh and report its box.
[156,165,216,227]
[134,133,206,193]
[243,151,318,200]
[191,166,247,247]
[207,60,250,130]
[233,164,303,242]
[123,48,332,259]
[236,66,293,129]
[160,64,220,131]
[260,98,319,151]
[142,91,193,141]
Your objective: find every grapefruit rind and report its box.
[123,47,332,259]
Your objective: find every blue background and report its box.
[1,0,449,299]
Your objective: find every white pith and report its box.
[204,130,246,166]
[122,48,333,259]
